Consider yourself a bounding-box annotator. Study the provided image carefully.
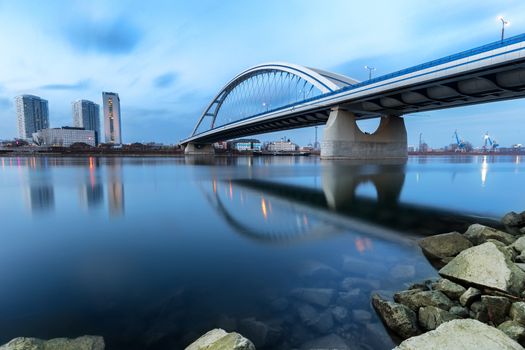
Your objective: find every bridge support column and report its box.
[321,108,407,159]
[184,143,215,156]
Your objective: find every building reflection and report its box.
[107,158,125,217]
[22,157,55,213]
[79,157,104,210]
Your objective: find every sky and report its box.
[0,0,524,148]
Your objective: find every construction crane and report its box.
[454,130,466,152]
[483,132,499,152]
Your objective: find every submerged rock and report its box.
[481,295,511,326]
[0,336,104,350]
[418,232,473,259]
[371,294,420,339]
[297,260,341,280]
[390,264,416,280]
[439,242,525,296]
[239,318,281,348]
[432,278,466,300]
[418,306,459,331]
[300,333,350,350]
[185,329,255,350]
[330,306,348,323]
[463,224,516,245]
[296,304,334,334]
[394,319,523,350]
[498,320,525,342]
[290,288,335,307]
[502,212,525,228]
[393,289,452,311]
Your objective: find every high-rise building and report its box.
[15,95,49,139]
[102,92,122,144]
[73,100,100,144]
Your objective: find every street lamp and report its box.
[497,16,509,41]
[365,65,376,80]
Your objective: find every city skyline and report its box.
[0,1,525,147]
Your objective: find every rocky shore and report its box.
[373,211,525,349]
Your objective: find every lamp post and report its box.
[365,65,376,80]
[498,16,509,41]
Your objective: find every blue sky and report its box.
[0,0,524,147]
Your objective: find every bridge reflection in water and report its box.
[201,160,499,245]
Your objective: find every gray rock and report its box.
[470,301,489,323]
[521,227,525,234]
[418,305,459,331]
[510,302,525,325]
[516,253,525,263]
[460,287,482,307]
[239,318,281,348]
[390,264,416,280]
[449,305,470,318]
[464,224,516,245]
[439,242,525,296]
[481,295,511,326]
[352,309,372,323]
[502,212,525,227]
[498,320,525,342]
[512,236,525,254]
[300,334,350,350]
[0,336,104,350]
[185,329,255,350]
[419,232,473,259]
[371,294,420,339]
[393,289,452,311]
[331,306,348,323]
[290,288,335,307]
[432,278,467,300]
[394,319,524,350]
[516,263,525,272]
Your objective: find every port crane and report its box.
[483,132,499,152]
[454,130,466,152]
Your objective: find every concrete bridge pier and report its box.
[184,143,215,156]
[321,108,407,159]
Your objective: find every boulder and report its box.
[512,236,525,254]
[502,212,525,227]
[300,334,350,350]
[470,301,489,323]
[185,329,255,350]
[464,224,516,245]
[0,336,104,350]
[418,306,459,331]
[498,320,525,342]
[239,318,281,348]
[371,294,420,339]
[393,290,452,311]
[432,278,466,300]
[290,288,334,307]
[449,305,470,318]
[439,242,525,296]
[510,302,525,325]
[481,295,511,326]
[418,232,473,259]
[460,287,482,307]
[394,319,523,350]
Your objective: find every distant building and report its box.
[267,140,298,152]
[73,100,100,144]
[102,92,122,144]
[232,139,261,151]
[32,127,96,147]
[15,95,49,139]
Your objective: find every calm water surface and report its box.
[0,155,524,349]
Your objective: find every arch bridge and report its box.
[182,34,525,158]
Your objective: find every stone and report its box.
[464,224,516,245]
[296,304,334,334]
[460,287,482,307]
[371,294,420,339]
[502,212,525,227]
[300,334,350,350]
[432,278,467,300]
[418,232,473,259]
[336,289,362,308]
[498,320,525,342]
[513,236,525,253]
[185,329,255,350]
[418,305,459,331]
[297,260,341,280]
[449,305,470,318]
[390,264,416,280]
[393,289,452,311]
[0,336,105,350]
[439,242,525,296]
[352,309,372,323]
[470,301,489,323]
[517,263,525,272]
[394,319,523,350]
[481,295,511,326]
[510,302,525,325]
[239,318,281,348]
[516,254,525,263]
[290,288,335,307]
[331,306,348,323]
[340,277,380,290]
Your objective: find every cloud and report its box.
[62,16,142,55]
[153,72,178,88]
[40,80,91,90]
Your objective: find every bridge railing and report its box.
[190,33,525,139]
